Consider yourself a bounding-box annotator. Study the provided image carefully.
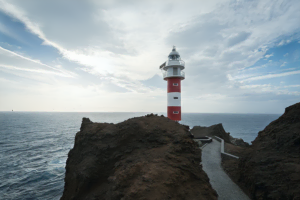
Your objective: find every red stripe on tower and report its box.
[167,106,181,121]
[167,78,181,93]
[159,46,185,121]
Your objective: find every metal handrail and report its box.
[166,60,185,67]
[162,70,185,79]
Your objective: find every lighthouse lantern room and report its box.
[159,46,185,121]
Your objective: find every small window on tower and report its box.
[173,111,179,114]
[173,83,178,86]
[173,97,178,99]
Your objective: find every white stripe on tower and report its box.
[167,92,181,107]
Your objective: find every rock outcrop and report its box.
[238,102,300,200]
[61,114,217,200]
[229,136,249,147]
[191,124,249,147]
[191,123,232,143]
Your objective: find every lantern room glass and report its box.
[168,55,180,60]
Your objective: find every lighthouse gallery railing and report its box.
[162,70,185,79]
[166,60,185,67]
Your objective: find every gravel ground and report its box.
[201,139,250,200]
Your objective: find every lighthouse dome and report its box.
[168,46,180,56]
[168,46,181,61]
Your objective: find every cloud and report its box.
[242,70,300,81]
[265,53,274,58]
[227,32,251,47]
[278,40,285,46]
[278,39,292,46]
[0,0,300,112]
[282,85,300,88]
[0,21,26,43]
[239,84,300,97]
[141,74,166,89]
[0,46,76,80]
[280,61,287,67]
[197,93,227,100]
[0,42,21,50]
[0,64,71,76]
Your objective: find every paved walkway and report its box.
[201,139,250,200]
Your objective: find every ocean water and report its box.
[0,112,280,200]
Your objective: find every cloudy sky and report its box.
[0,0,299,113]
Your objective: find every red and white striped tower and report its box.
[160,46,185,121]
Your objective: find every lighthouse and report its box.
[160,46,185,121]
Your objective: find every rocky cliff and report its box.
[238,102,300,199]
[61,114,217,200]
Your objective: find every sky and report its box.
[0,0,299,114]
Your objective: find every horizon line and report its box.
[0,111,283,115]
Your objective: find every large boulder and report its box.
[61,114,217,200]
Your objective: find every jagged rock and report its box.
[61,115,217,200]
[145,113,158,117]
[191,123,232,143]
[229,136,249,147]
[237,102,300,200]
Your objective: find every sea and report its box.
[0,112,281,200]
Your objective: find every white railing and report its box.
[162,70,185,79]
[181,70,185,78]
[166,60,185,67]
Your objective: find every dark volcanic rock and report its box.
[238,102,300,200]
[61,114,217,200]
[229,136,249,147]
[191,123,232,143]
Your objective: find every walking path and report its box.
[201,139,250,200]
